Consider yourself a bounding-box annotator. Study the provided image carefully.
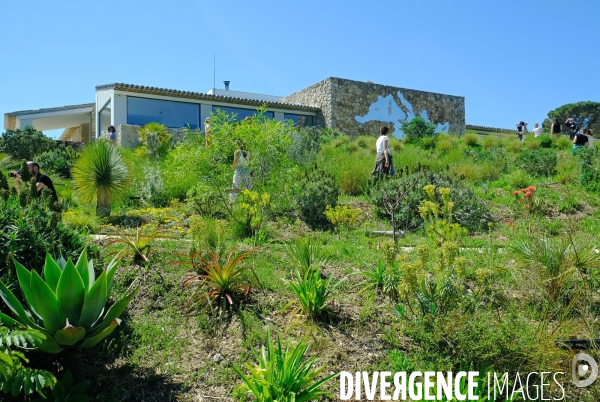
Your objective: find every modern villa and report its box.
[4,77,474,147]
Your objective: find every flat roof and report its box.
[5,102,94,117]
[96,83,320,112]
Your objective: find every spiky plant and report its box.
[177,246,259,311]
[284,237,329,277]
[233,329,336,402]
[71,140,129,216]
[105,226,174,264]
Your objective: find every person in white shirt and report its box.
[371,126,394,180]
[533,123,543,137]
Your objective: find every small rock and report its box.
[213,353,223,363]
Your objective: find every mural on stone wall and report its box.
[355,90,449,139]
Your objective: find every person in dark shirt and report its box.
[572,128,592,155]
[565,118,578,140]
[516,121,525,141]
[12,161,58,201]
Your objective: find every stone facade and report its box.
[280,77,465,138]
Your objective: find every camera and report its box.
[8,170,20,178]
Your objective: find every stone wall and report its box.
[280,77,465,138]
[278,79,331,127]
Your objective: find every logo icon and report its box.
[572,353,598,387]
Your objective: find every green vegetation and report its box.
[4,114,600,400]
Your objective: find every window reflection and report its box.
[284,113,314,127]
[127,97,200,128]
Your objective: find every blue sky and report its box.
[1,0,598,138]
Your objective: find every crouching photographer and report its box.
[10,161,58,202]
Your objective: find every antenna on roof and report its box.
[213,53,216,95]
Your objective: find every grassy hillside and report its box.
[3,124,600,401]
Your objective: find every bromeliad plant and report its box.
[232,329,336,402]
[0,249,139,354]
[178,246,259,311]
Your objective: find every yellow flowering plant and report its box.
[324,204,360,238]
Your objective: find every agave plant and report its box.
[72,140,129,216]
[0,249,139,354]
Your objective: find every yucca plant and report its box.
[72,140,129,216]
[177,246,259,311]
[284,237,330,276]
[0,249,139,354]
[105,225,173,264]
[232,329,336,402]
[289,267,344,320]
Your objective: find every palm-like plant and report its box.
[232,329,336,402]
[72,140,129,216]
[0,249,139,353]
[178,246,259,311]
[105,226,173,264]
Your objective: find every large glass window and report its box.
[211,106,274,121]
[98,101,111,138]
[127,97,200,128]
[284,113,314,127]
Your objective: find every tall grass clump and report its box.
[462,132,480,147]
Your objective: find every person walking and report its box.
[532,123,543,137]
[371,126,394,180]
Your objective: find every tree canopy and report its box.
[0,126,56,161]
[545,101,600,135]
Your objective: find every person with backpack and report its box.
[551,118,562,135]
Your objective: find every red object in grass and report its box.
[527,186,537,191]
[512,191,520,195]
[525,191,532,198]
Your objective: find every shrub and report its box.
[105,225,173,264]
[482,136,498,150]
[516,148,558,177]
[402,116,436,143]
[462,132,480,147]
[0,126,56,161]
[436,136,454,152]
[506,169,533,190]
[287,126,322,166]
[0,195,91,276]
[420,135,436,150]
[138,122,172,158]
[324,204,360,236]
[538,135,554,149]
[292,167,339,229]
[370,170,492,233]
[555,136,572,149]
[36,146,78,179]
